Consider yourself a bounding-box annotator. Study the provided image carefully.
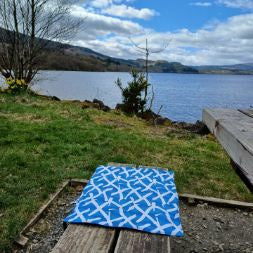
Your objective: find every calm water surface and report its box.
[32,71,253,122]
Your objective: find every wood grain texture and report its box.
[203,108,253,187]
[239,109,253,119]
[114,230,170,253]
[51,224,116,253]
[179,193,253,209]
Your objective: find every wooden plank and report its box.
[203,108,253,187]
[51,224,116,253]
[114,230,170,253]
[21,181,69,234]
[114,165,171,253]
[239,109,253,119]
[16,181,69,247]
[15,234,29,247]
[179,193,253,210]
[69,178,89,187]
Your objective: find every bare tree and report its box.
[129,37,168,109]
[0,0,81,85]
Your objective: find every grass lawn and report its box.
[0,92,252,251]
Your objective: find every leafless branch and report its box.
[0,0,82,83]
[129,37,170,111]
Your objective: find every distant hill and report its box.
[1,27,253,74]
[152,61,198,73]
[40,42,253,74]
[194,63,253,75]
[38,42,198,73]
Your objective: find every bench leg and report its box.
[230,159,253,193]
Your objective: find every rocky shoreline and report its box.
[44,94,210,135]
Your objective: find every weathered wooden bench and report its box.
[51,163,171,253]
[203,108,253,191]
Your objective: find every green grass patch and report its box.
[0,92,252,251]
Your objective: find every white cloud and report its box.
[84,0,157,20]
[89,0,113,8]
[102,4,158,20]
[192,0,253,10]
[88,0,136,9]
[217,0,253,9]
[71,5,143,36]
[69,3,253,65]
[191,2,212,7]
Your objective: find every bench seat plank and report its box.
[114,230,170,253]
[51,224,116,253]
[239,109,253,119]
[203,108,253,187]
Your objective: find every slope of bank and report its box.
[0,92,252,251]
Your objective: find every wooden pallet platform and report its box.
[203,108,253,190]
[51,163,171,253]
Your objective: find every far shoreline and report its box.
[37,69,253,76]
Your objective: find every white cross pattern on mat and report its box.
[64,165,184,237]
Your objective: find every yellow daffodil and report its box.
[4,77,28,93]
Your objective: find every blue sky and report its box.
[135,1,244,32]
[70,0,253,65]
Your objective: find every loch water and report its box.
[32,71,253,123]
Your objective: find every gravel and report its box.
[171,201,253,253]
[14,186,253,253]
[14,186,83,253]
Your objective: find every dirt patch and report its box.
[103,119,133,128]
[0,111,48,123]
[167,128,198,140]
[14,187,253,253]
[12,113,48,123]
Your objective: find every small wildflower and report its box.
[4,77,28,93]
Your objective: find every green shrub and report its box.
[116,70,149,114]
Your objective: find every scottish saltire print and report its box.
[64,165,184,237]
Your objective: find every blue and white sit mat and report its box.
[64,165,184,237]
